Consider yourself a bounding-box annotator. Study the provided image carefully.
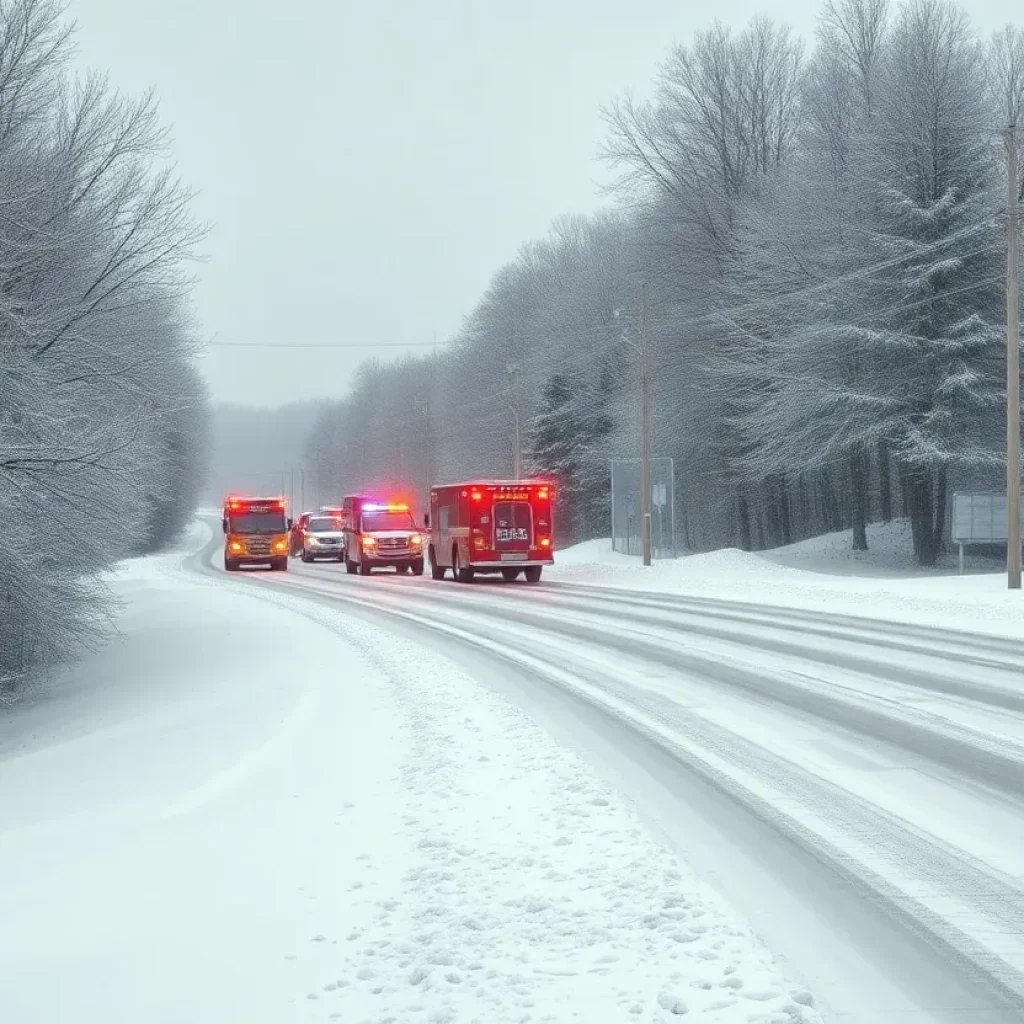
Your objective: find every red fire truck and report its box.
[425,479,554,583]
[222,496,292,571]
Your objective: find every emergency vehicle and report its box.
[341,495,424,576]
[425,479,554,583]
[222,496,291,571]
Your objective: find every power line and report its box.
[204,340,439,350]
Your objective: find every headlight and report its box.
[308,536,320,545]
[229,541,243,552]
[273,540,288,553]
[410,534,422,546]
[363,537,377,549]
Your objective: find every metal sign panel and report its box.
[952,492,1023,543]
[610,458,676,559]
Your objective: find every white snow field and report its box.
[0,522,823,1024]
[548,520,1023,640]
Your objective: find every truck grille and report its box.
[377,537,407,551]
[246,540,271,555]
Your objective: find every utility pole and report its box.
[290,467,295,514]
[506,361,522,480]
[1006,124,1021,590]
[300,468,306,511]
[639,281,652,567]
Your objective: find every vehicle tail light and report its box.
[470,490,482,501]
[537,488,549,500]
[540,537,551,548]
[473,535,486,551]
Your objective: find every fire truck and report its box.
[341,495,424,576]
[425,479,554,583]
[222,496,292,571]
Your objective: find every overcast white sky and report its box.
[68,0,1016,408]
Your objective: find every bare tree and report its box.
[0,0,208,694]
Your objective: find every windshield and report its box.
[308,517,343,532]
[227,512,286,534]
[361,511,416,532]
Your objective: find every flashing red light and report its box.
[537,487,549,500]
[540,537,552,548]
[470,490,482,502]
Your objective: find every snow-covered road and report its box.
[4,520,1022,1023]
[187,526,1024,1024]
[1,524,826,1024]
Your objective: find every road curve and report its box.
[185,527,1024,1024]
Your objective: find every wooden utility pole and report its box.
[506,361,522,480]
[639,282,652,567]
[1007,124,1021,590]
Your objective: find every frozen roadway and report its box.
[188,524,1024,1024]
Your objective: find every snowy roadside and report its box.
[548,523,1023,641]
[226,575,825,1024]
[0,529,413,1024]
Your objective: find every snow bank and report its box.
[0,544,411,1023]
[550,522,1023,640]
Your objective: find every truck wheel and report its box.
[501,568,520,582]
[346,558,357,575]
[523,566,542,583]
[224,557,240,572]
[411,559,425,576]
[301,549,313,562]
[453,549,474,584]
[272,557,288,572]
[429,547,445,580]
[359,561,372,576]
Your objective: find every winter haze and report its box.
[68,0,831,407]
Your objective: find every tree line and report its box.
[1,0,209,696]
[305,0,1023,565]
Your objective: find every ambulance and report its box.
[341,495,424,576]
[424,479,554,583]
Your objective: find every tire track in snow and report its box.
[271,570,1024,803]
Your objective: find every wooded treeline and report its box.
[1,0,209,694]
[305,0,1023,564]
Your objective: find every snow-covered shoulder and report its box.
[549,521,1022,640]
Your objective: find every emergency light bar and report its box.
[362,502,410,512]
[224,496,286,510]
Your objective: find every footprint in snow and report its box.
[657,992,688,1015]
